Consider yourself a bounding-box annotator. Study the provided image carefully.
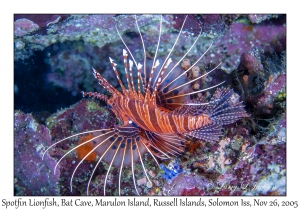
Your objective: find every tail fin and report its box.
[208,88,249,125]
[171,87,248,124]
[184,88,248,142]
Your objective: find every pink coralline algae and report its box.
[14,111,60,195]
[14,15,175,61]
[198,15,226,35]
[236,50,286,115]
[14,14,68,29]
[46,99,115,140]
[179,96,286,196]
[248,14,279,24]
[163,173,211,196]
[253,73,286,114]
[214,126,286,195]
[205,20,286,74]
[238,52,264,75]
[14,18,39,37]
[45,99,116,195]
[14,99,116,196]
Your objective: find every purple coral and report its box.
[248,14,279,24]
[14,98,116,196]
[238,52,263,75]
[14,111,60,195]
[47,99,115,140]
[247,72,286,114]
[209,21,286,73]
[14,15,68,30]
[14,18,39,37]
[45,99,116,195]
[163,173,212,196]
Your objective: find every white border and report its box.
[2,0,298,209]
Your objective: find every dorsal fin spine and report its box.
[151,58,172,102]
[109,57,128,95]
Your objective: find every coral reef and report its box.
[247,14,279,24]
[14,15,173,61]
[15,14,285,94]
[14,18,39,37]
[163,173,211,196]
[14,111,60,195]
[44,99,117,195]
[14,14,286,196]
[235,50,286,119]
[46,99,115,140]
[210,19,286,74]
[162,128,286,196]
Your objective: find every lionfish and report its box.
[43,15,248,195]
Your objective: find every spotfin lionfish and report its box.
[43,15,248,195]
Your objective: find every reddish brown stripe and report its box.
[178,115,186,132]
[148,107,163,133]
[125,100,149,129]
[167,114,179,133]
[183,116,190,131]
[142,104,157,132]
[161,114,173,133]
[172,115,182,133]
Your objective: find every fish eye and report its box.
[128,120,139,128]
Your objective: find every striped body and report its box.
[109,95,211,134]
